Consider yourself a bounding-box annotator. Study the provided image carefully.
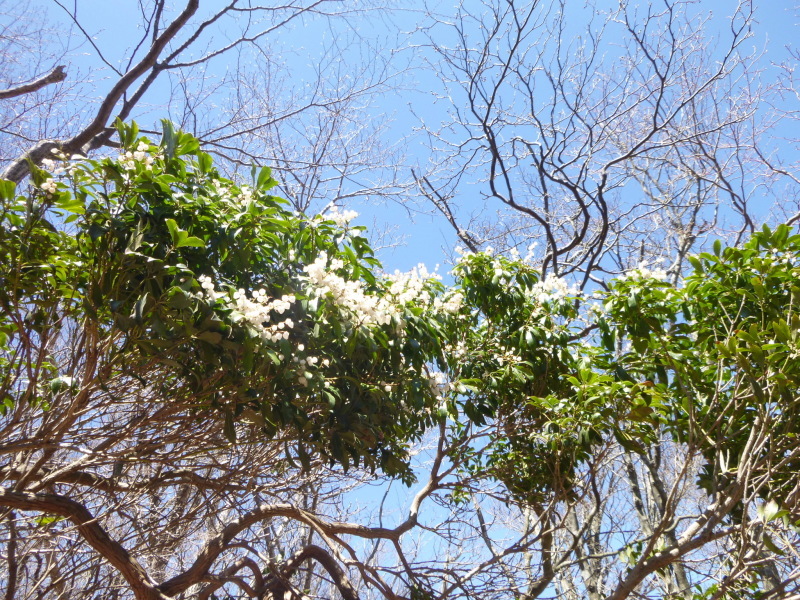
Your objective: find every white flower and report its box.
[325,206,359,227]
[205,284,298,344]
[117,143,156,171]
[304,254,398,327]
[529,274,577,303]
[428,371,450,398]
[40,178,58,195]
[237,186,254,204]
[619,262,668,282]
[524,242,538,264]
[434,291,464,314]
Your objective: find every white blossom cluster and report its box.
[618,262,668,282]
[41,159,66,176]
[385,264,440,306]
[207,179,251,209]
[324,206,359,227]
[293,348,329,387]
[494,345,523,366]
[39,179,58,195]
[40,149,84,188]
[434,291,464,314]
[427,370,451,400]
[198,275,296,343]
[529,274,578,303]
[118,142,156,171]
[446,339,468,359]
[304,255,398,327]
[237,185,254,204]
[508,242,539,264]
[524,242,539,264]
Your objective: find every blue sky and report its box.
[26,0,800,278]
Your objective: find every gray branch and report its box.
[0,66,66,100]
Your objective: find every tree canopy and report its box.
[1,122,799,599]
[4,1,800,598]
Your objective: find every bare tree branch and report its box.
[0,66,66,101]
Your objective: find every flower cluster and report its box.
[40,149,85,183]
[198,275,296,343]
[118,142,156,171]
[39,178,58,196]
[304,255,398,327]
[529,274,578,303]
[325,206,359,227]
[618,262,669,282]
[293,350,329,387]
[238,185,254,204]
[385,264,439,306]
[434,291,464,314]
[447,339,468,359]
[427,370,451,400]
[41,159,66,176]
[494,345,523,366]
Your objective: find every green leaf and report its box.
[54,194,85,215]
[161,119,177,160]
[197,152,213,173]
[256,165,273,190]
[165,218,205,248]
[0,179,16,201]
[758,500,783,523]
[35,515,64,527]
[165,218,180,245]
[176,235,205,248]
[133,293,149,324]
[196,331,223,344]
[762,533,785,556]
[176,133,200,155]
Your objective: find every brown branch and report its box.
[159,502,412,596]
[606,481,744,600]
[0,66,67,100]
[4,511,18,600]
[198,557,265,600]
[267,544,360,600]
[0,487,170,600]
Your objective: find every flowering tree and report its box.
[408,2,800,596]
[396,229,800,600]
[0,121,456,599]
[2,122,799,599]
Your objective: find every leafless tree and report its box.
[0,0,82,165]
[0,0,413,215]
[414,0,776,286]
